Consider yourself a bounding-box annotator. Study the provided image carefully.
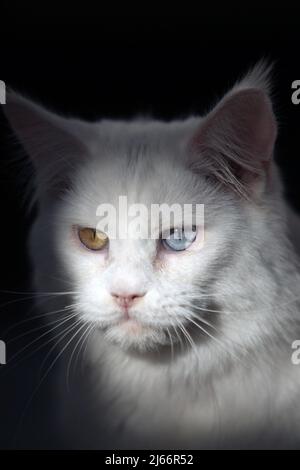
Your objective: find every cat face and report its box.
[4,63,277,354]
[50,144,242,352]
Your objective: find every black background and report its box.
[0,5,300,449]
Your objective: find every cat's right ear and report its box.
[3,91,90,196]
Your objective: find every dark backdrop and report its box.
[0,6,300,449]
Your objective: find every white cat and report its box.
[4,63,300,449]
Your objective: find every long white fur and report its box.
[4,63,300,449]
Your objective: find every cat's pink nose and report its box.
[111,292,146,310]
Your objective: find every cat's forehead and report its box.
[60,117,219,228]
[65,128,210,228]
[75,141,200,206]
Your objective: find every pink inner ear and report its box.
[191,88,277,170]
[220,89,277,161]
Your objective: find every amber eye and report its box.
[78,227,109,251]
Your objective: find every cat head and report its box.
[4,63,279,356]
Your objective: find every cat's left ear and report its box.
[188,63,277,197]
[3,90,91,196]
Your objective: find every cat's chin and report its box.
[103,318,168,352]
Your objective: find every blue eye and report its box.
[162,227,197,251]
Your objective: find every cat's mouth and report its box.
[117,317,150,334]
[101,315,169,351]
